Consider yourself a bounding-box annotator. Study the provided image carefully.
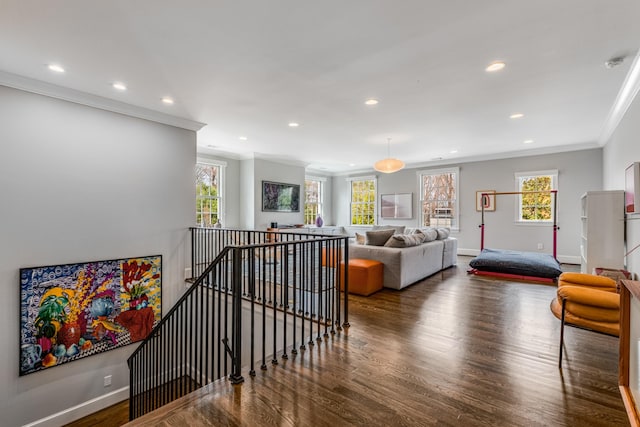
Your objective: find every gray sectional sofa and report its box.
[349,228,457,290]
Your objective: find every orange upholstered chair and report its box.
[550,272,619,367]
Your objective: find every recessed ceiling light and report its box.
[450,149,458,154]
[288,122,299,127]
[161,97,174,105]
[239,136,248,141]
[365,99,379,105]
[510,113,524,119]
[485,61,506,72]
[112,82,127,91]
[523,139,534,144]
[349,163,356,167]
[47,64,65,73]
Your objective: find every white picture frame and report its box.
[380,193,412,219]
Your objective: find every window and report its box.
[515,170,557,222]
[419,167,459,230]
[196,161,224,226]
[348,176,377,225]
[304,177,325,225]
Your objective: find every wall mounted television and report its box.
[625,162,640,214]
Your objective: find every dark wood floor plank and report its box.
[71,257,629,426]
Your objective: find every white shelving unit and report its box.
[580,190,625,274]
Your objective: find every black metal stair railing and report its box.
[127,228,349,420]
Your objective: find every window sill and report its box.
[514,220,554,226]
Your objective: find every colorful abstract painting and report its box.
[19,255,161,376]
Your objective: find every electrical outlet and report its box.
[537,243,544,250]
[184,267,192,280]
[104,375,112,387]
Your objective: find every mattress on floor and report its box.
[468,248,562,279]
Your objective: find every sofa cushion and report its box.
[365,229,395,246]
[384,233,424,248]
[372,225,406,235]
[436,228,451,240]
[354,232,365,245]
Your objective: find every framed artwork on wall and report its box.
[380,193,412,219]
[262,181,300,212]
[19,255,162,376]
[476,190,496,212]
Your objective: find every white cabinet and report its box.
[580,190,625,274]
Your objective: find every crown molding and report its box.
[0,70,206,132]
[599,51,640,145]
[329,142,600,176]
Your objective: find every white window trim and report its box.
[514,169,558,225]
[304,176,326,224]
[417,166,460,231]
[346,175,378,226]
[196,159,226,226]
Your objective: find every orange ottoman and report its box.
[339,259,383,296]
[321,247,342,267]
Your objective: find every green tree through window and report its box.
[196,163,221,226]
[350,178,376,225]
[304,179,322,225]
[516,170,557,222]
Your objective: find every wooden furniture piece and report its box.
[266,227,280,243]
[619,279,640,427]
[580,190,624,274]
[339,259,383,296]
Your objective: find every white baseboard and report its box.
[456,249,580,265]
[22,386,129,427]
[557,255,580,265]
[457,248,480,257]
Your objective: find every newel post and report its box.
[229,247,245,384]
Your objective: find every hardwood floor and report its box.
[71,257,628,426]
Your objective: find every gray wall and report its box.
[240,159,256,229]
[333,149,603,261]
[0,85,195,426]
[603,79,640,276]
[240,159,306,230]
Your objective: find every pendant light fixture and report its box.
[374,138,405,173]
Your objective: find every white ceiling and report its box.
[1,1,639,173]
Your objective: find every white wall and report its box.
[0,86,195,426]
[333,149,602,262]
[603,76,640,277]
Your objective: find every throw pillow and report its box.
[354,232,365,245]
[372,225,406,235]
[384,233,424,248]
[414,227,437,242]
[594,267,631,293]
[413,229,426,243]
[436,227,450,240]
[365,229,395,246]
